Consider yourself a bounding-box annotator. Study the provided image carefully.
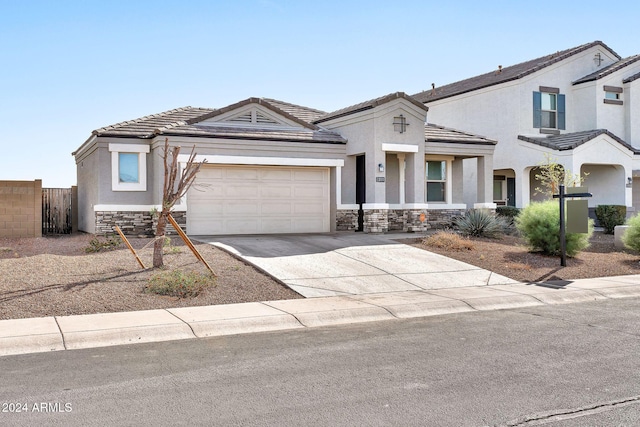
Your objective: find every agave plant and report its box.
[453,209,508,238]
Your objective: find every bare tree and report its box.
[153,138,205,268]
[534,153,588,198]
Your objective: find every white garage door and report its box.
[187,165,330,235]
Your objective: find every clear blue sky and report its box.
[1,0,639,188]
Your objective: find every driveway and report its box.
[194,233,519,297]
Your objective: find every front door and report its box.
[356,155,366,231]
[507,177,516,207]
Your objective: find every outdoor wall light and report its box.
[378,163,385,172]
[628,177,633,186]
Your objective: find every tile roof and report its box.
[623,71,640,84]
[314,92,428,124]
[425,123,496,145]
[153,124,346,144]
[517,129,638,153]
[185,98,321,130]
[573,55,640,84]
[262,98,327,124]
[89,100,345,144]
[93,107,214,138]
[413,41,620,103]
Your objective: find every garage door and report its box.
[187,165,330,235]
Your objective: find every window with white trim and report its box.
[426,160,446,202]
[109,143,149,191]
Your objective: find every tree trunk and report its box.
[153,211,168,268]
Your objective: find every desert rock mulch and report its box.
[413,231,640,283]
[0,234,301,320]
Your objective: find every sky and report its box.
[1,0,640,188]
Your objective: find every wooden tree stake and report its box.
[167,214,216,276]
[114,226,146,269]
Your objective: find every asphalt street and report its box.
[1,298,640,426]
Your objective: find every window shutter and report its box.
[557,94,566,130]
[533,91,542,128]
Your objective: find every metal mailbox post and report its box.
[553,185,592,267]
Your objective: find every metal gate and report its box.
[42,188,73,235]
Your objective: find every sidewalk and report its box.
[3,274,640,357]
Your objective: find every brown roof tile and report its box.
[573,55,640,84]
[314,92,428,124]
[425,123,496,145]
[413,41,620,103]
[517,129,638,153]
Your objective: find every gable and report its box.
[198,104,306,129]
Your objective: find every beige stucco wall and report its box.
[0,180,42,237]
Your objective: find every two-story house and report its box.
[414,41,640,217]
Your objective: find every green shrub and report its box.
[145,270,215,298]
[496,206,521,220]
[622,214,640,252]
[594,205,626,234]
[453,209,509,238]
[515,200,593,257]
[85,235,122,253]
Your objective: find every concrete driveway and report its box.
[194,233,519,297]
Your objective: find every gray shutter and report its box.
[533,91,541,128]
[557,94,566,130]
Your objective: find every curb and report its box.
[2,276,640,357]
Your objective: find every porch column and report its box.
[451,158,464,204]
[397,153,406,205]
[477,155,494,204]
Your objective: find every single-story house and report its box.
[72,92,497,235]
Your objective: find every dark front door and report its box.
[507,178,516,207]
[356,155,366,231]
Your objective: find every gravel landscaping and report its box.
[0,234,301,320]
[415,230,640,283]
[2,230,638,321]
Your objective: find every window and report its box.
[533,87,565,131]
[603,85,623,105]
[118,153,140,183]
[426,160,446,202]
[109,144,149,191]
[605,91,620,100]
[493,180,503,201]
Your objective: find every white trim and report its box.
[474,202,498,209]
[178,154,344,168]
[388,203,429,209]
[362,203,390,209]
[94,204,187,212]
[381,143,419,153]
[337,204,360,210]
[109,143,149,192]
[108,143,150,153]
[427,203,467,210]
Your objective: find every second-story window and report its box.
[533,86,565,132]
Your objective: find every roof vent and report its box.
[431,83,436,96]
[495,65,502,75]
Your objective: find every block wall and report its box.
[0,180,42,238]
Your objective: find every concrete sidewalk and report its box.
[3,232,640,357]
[3,275,640,357]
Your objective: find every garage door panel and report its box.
[292,219,326,233]
[188,165,329,235]
[225,168,260,180]
[293,202,326,214]
[293,185,326,198]
[261,203,292,215]
[261,169,293,180]
[225,202,260,215]
[294,169,327,182]
[261,186,292,198]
